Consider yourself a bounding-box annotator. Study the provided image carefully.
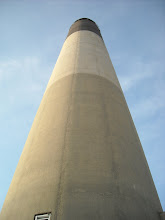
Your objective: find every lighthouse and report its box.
[0,18,163,220]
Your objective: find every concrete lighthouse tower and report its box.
[1,18,163,220]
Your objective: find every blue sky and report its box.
[0,0,165,211]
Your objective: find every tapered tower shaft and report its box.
[1,18,163,220]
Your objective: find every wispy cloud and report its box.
[0,56,51,99]
[131,79,165,119]
[118,60,164,92]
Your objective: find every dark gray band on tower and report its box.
[67,18,103,39]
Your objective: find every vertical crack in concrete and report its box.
[54,33,79,219]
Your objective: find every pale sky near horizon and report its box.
[0,0,165,211]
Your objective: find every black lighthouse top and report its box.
[67,18,102,39]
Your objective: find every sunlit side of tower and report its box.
[0,18,163,220]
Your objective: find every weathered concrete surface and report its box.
[1,19,163,220]
[160,212,165,220]
[45,30,120,93]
